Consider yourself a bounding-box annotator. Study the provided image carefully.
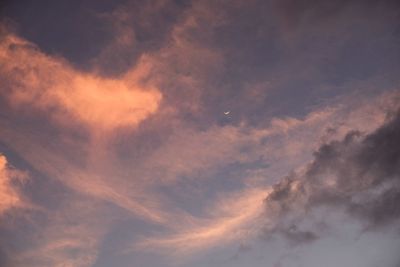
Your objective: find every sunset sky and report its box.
[0,1,400,267]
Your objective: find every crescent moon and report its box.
[224,111,230,115]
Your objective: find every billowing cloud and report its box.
[264,106,400,243]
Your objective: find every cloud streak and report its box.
[136,188,270,256]
[0,153,28,215]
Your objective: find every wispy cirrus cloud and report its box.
[0,0,399,266]
[1,28,398,262]
[0,153,28,215]
[135,188,270,257]
[126,91,400,260]
[8,196,111,267]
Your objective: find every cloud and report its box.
[135,188,270,256]
[125,92,400,261]
[264,104,400,244]
[0,153,28,215]
[0,26,168,225]
[0,127,171,224]
[91,0,187,76]
[0,27,168,227]
[0,1,399,266]
[1,55,397,258]
[8,196,110,267]
[0,30,162,132]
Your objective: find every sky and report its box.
[0,0,400,266]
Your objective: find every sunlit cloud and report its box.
[0,1,399,266]
[135,188,271,256]
[0,153,28,215]
[0,32,162,132]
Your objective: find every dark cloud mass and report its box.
[266,108,400,242]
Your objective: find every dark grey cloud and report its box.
[265,108,400,243]
[266,224,319,247]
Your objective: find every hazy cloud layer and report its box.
[0,0,399,266]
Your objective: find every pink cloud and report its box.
[0,32,162,133]
[0,153,28,215]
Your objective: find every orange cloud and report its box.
[0,153,28,215]
[1,17,399,265]
[0,32,162,132]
